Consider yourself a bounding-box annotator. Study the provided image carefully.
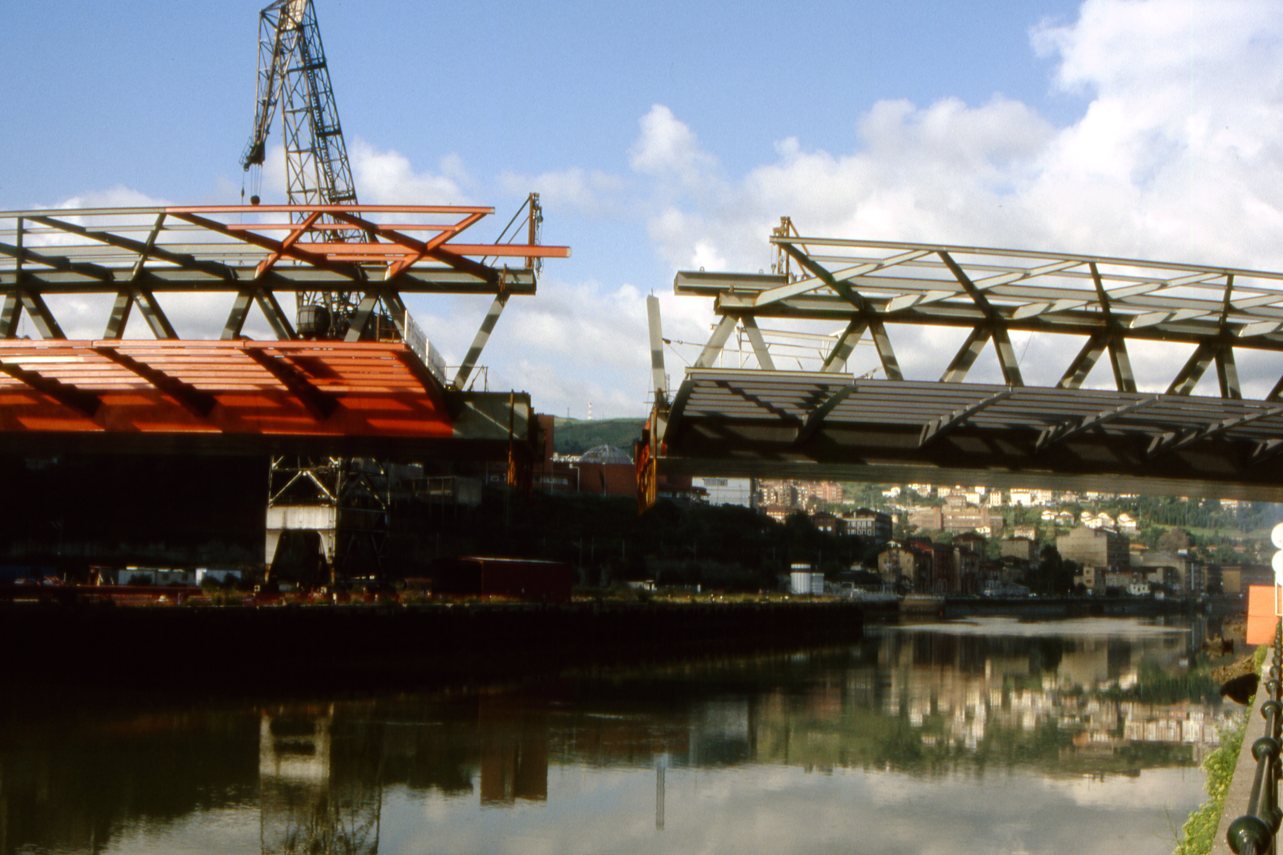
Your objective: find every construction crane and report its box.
[241,0,365,340]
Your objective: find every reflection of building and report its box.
[259,709,382,855]
[1218,564,1272,595]
[478,697,549,805]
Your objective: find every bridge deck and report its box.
[0,339,526,456]
[659,369,1283,500]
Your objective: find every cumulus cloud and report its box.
[628,0,1283,398]
[350,138,467,204]
[629,104,718,188]
[50,185,172,210]
[496,168,628,218]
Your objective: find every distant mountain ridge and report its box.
[552,418,645,456]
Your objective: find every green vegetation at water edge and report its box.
[1173,649,1262,855]
[1173,714,1247,854]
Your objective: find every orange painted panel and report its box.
[0,340,453,440]
[1246,585,1281,645]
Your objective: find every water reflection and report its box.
[0,616,1233,854]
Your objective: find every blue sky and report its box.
[5,1,1283,418]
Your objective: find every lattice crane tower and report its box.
[242,0,364,340]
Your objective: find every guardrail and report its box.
[1227,621,1283,855]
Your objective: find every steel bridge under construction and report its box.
[0,203,567,454]
[642,220,1283,504]
[0,202,569,577]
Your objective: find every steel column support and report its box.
[869,322,903,380]
[941,327,988,383]
[453,293,507,390]
[647,295,668,404]
[254,289,297,340]
[1108,339,1137,393]
[0,294,19,339]
[104,292,134,339]
[17,292,65,339]
[343,291,381,342]
[134,289,179,339]
[222,291,255,339]
[695,315,739,369]
[991,326,1024,386]
[1058,334,1106,389]
[740,316,775,370]
[821,320,865,372]
[1217,346,1242,399]
[1168,342,1215,395]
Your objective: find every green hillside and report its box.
[552,418,645,455]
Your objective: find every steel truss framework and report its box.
[646,224,1283,501]
[0,203,568,391]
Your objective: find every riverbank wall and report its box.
[0,600,865,694]
[941,595,1195,620]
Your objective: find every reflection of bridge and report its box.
[643,221,1283,502]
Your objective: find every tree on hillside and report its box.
[1032,545,1075,596]
[1157,527,1191,554]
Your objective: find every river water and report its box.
[0,615,1237,854]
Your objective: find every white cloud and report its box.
[51,185,171,210]
[497,168,628,218]
[625,0,1283,398]
[349,138,467,204]
[629,104,718,190]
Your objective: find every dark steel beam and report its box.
[795,384,860,447]
[92,345,217,417]
[1148,404,1283,458]
[1035,396,1160,452]
[0,362,100,416]
[242,348,336,421]
[919,389,1014,447]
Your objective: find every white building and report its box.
[693,476,754,508]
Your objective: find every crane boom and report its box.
[242,0,362,338]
